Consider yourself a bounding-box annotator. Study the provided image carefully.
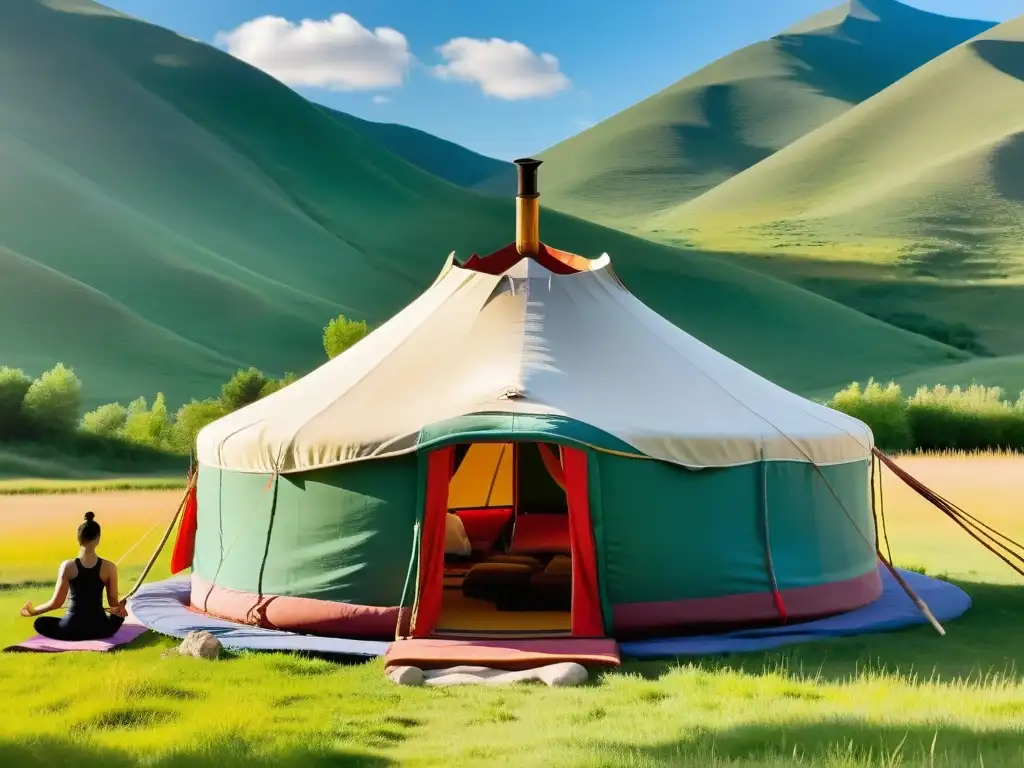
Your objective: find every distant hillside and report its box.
[663,13,1024,356]
[476,0,993,230]
[0,0,968,410]
[322,107,508,189]
[892,356,1024,400]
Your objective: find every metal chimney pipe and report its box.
[514,158,542,255]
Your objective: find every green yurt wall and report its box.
[193,454,419,607]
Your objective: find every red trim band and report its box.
[190,575,399,639]
[611,568,883,634]
[459,242,593,275]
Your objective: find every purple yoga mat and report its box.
[3,621,149,653]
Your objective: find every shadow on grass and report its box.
[0,736,394,767]
[623,580,1024,685]
[118,630,175,652]
[0,580,50,593]
[593,718,1024,766]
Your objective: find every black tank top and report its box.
[66,558,106,624]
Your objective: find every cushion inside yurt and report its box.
[510,514,570,554]
[454,507,514,551]
[462,562,537,603]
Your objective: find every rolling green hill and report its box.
[475,0,992,230]
[0,0,971,411]
[323,107,508,189]
[892,356,1024,400]
[660,13,1024,356]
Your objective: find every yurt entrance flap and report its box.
[409,442,604,639]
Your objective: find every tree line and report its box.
[4,313,1023,457]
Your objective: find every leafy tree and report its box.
[21,364,82,436]
[323,314,368,360]
[80,402,128,438]
[126,396,148,417]
[260,372,299,398]
[122,392,170,447]
[220,367,269,412]
[0,367,32,439]
[169,398,227,454]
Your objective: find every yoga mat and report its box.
[620,568,972,659]
[130,577,388,658]
[4,621,148,653]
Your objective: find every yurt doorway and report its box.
[409,442,604,639]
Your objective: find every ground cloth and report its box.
[620,568,971,659]
[129,569,970,660]
[129,577,387,658]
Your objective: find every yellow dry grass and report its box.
[876,454,1024,583]
[0,489,184,585]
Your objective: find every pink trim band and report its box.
[612,569,883,634]
[190,575,400,639]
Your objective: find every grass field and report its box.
[0,477,184,496]
[0,489,184,584]
[0,441,188,484]
[2,455,1024,766]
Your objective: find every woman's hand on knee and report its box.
[20,600,34,618]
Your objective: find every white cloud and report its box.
[432,38,570,100]
[216,13,412,91]
[372,94,392,105]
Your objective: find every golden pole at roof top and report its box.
[514,158,542,256]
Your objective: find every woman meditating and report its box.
[20,511,127,640]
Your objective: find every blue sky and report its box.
[106,0,1017,160]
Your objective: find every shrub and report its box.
[220,367,272,412]
[828,380,912,451]
[0,367,32,439]
[323,314,368,360]
[80,402,129,438]
[168,398,228,454]
[20,364,82,437]
[906,384,1019,452]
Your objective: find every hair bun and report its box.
[84,511,95,522]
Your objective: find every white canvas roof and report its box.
[196,250,873,473]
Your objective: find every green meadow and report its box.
[1,455,1023,766]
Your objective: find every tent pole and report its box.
[877,547,945,636]
[124,471,197,601]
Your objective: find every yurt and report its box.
[181,159,881,649]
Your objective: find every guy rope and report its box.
[121,464,197,601]
[873,448,1024,579]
